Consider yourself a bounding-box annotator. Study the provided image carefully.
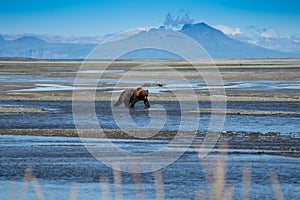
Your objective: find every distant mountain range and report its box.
[0,35,95,59]
[0,22,298,59]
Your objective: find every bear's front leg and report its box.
[143,99,150,108]
[129,94,136,108]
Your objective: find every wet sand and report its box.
[0,128,299,158]
[0,106,46,113]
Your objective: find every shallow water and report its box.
[3,77,300,93]
[0,100,299,134]
[0,135,299,199]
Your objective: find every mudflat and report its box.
[0,58,299,101]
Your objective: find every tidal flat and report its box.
[0,58,299,199]
[0,58,299,101]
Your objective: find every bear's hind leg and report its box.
[114,97,123,107]
[114,91,126,107]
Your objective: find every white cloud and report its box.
[213,25,242,36]
[260,28,278,38]
[291,33,300,42]
[229,26,300,52]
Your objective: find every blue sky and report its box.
[0,0,299,38]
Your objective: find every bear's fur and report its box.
[114,87,150,108]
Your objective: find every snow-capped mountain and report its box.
[180,22,294,58]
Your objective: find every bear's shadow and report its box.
[128,107,151,127]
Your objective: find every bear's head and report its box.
[135,88,150,108]
[140,89,149,99]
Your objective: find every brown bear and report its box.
[114,87,150,108]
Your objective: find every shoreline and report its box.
[1,90,300,102]
[1,128,299,157]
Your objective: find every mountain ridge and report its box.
[0,35,95,59]
[179,22,291,58]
